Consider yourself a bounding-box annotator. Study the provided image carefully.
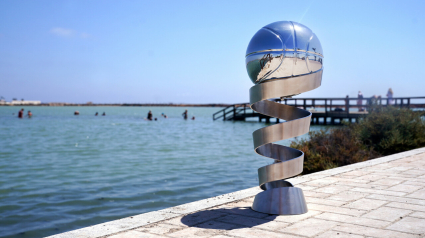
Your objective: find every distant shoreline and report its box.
[0,103,232,107]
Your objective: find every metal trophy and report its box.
[246,21,323,215]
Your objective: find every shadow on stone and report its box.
[180,206,277,230]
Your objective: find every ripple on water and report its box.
[0,106,326,238]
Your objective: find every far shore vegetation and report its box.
[291,106,425,175]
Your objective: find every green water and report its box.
[0,106,324,237]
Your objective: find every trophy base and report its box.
[252,187,308,215]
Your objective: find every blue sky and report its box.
[1,0,424,104]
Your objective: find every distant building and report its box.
[0,99,41,105]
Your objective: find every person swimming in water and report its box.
[27,111,33,118]
[147,110,153,120]
[102,112,106,116]
[182,109,188,120]
[18,108,24,118]
[95,112,98,116]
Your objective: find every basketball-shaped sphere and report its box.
[246,21,323,84]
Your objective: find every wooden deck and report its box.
[213,97,425,125]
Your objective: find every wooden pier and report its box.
[212,97,425,125]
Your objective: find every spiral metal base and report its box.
[250,70,322,215]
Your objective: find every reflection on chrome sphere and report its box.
[246,21,323,84]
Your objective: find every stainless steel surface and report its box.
[246,21,323,215]
[252,187,308,215]
[246,21,323,84]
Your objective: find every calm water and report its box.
[0,106,324,238]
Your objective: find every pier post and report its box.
[325,99,328,118]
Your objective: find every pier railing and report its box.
[212,97,425,124]
[212,103,251,121]
[276,96,425,112]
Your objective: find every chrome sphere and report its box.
[246,21,323,84]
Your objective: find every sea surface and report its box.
[0,106,325,238]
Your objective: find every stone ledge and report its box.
[48,147,425,238]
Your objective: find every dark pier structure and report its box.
[213,97,425,125]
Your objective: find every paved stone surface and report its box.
[406,188,425,199]
[386,216,425,234]
[48,147,425,238]
[281,218,339,237]
[333,223,419,238]
[315,230,364,238]
[342,198,387,211]
[361,206,412,222]
[315,212,390,228]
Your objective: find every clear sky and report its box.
[1,0,424,104]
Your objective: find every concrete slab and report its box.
[281,218,339,237]
[361,206,412,222]
[342,198,387,211]
[386,216,425,235]
[333,223,418,238]
[315,212,390,228]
